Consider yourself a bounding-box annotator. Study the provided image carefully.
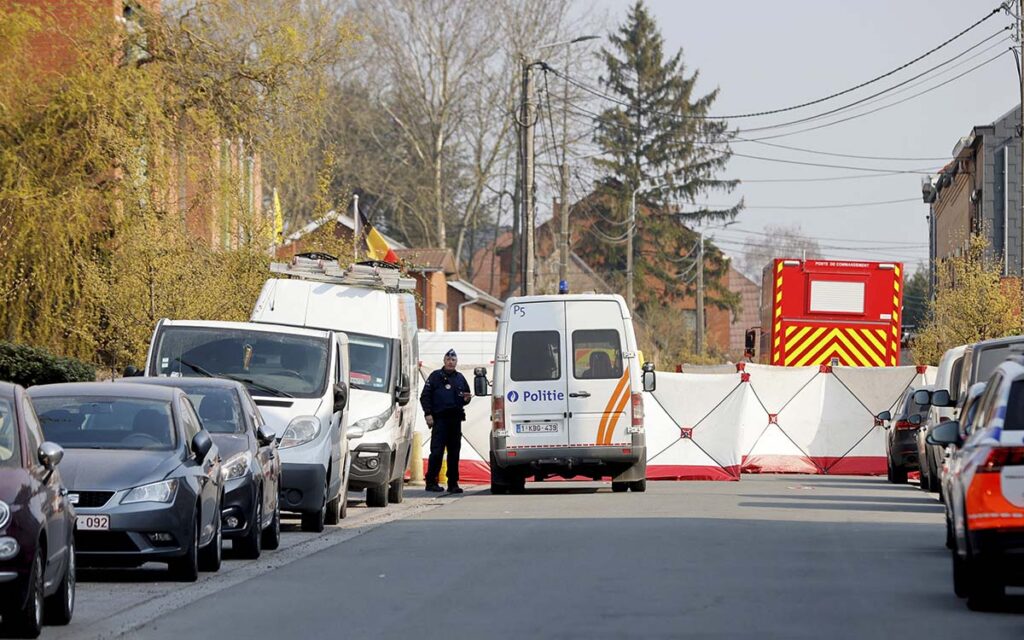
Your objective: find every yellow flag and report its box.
[272,187,284,244]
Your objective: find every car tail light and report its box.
[491,397,505,431]
[894,420,917,430]
[631,393,643,429]
[976,447,1024,473]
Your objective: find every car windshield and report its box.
[348,333,392,392]
[186,387,245,434]
[153,326,330,399]
[0,398,21,468]
[34,396,176,450]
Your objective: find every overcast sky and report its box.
[575,0,1020,276]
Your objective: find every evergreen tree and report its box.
[582,0,741,314]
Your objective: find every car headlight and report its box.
[221,451,253,481]
[0,537,18,561]
[121,479,178,505]
[280,415,321,449]
[0,501,9,530]
[352,407,394,434]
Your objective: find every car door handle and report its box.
[569,391,591,398]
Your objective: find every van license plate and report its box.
[77,515,110,531]
[515,424,558,434]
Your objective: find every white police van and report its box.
[475,293,655,493]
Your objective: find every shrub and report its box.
[0,341,96,387]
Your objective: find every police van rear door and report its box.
[503,301,569,449]
[566,300,629,447]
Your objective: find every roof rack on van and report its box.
[271,254,416,292]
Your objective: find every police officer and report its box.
[420,349,472,493]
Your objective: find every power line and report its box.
[734,139,951,162]
[546,6,1004,121]
[667,197,922,211]
[728,152,939,174]
[707,227,929,246]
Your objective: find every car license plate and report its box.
[515,423,557,433]
[77,515,110,531]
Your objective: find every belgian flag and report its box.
[359,212,400,264]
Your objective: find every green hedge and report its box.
[0,341,96,387]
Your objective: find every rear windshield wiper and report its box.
[175,357,293,398]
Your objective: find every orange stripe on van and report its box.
[596,369,630,445]
[602,386,632,445]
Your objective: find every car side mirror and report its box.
[909,414,922,426]
[191,430,213,461]
[346,425,365,441]
[257,425,276,446]
[876,410,892,422]
[38,442,64,471]
[474,367,489,397]
[927,421,961,447]
[642,362,656,392]
[396,374,411,407]
[924,389,951,407]
[912,390,931,406]
[334,382,348,413]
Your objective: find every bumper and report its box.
[280,463,326,514]
[72,491,196,567]
[493,442,646,478]
[0,567,29,613]
[221,476,259,539]
[968,528,1024,584]
[889,435,919,468]
[350,443,392,490]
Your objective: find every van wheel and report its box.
[490,483,509,495]
[611,482,629,493]
[510,476,526,494]
[388,477,404,504]
[367,482,388,507]
[301,480,327,532]
[630,479,647,493]
[489,453,510,494]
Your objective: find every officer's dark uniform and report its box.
[420,362,471,490]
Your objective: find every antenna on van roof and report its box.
[270,254,416,292]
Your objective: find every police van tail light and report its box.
[976,447,1024,473]
[491,397,505,431]
[631,393,644,429]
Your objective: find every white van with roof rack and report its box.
[474,293,655,493]
[250,255,418,508]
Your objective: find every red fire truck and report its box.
[747,258,904,367]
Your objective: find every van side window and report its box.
[949,357,963,403]
[1003,380,1024,431]
[572,330,623,379]
[511,331,561,382]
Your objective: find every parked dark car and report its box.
[0,382,75,638]
[122,377,282,558]
[28,383,223,582]
[877,384,931,484]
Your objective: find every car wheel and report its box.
[301,481,327,533]
[952,548,968,598]
[235,494,262,560]
[886,458,894,483]
[198,505,223,572]
[965,558,1004,611]
[388,477,404,504]
[44,537,75,625]
[261,500,281,551]
[611,482,629,493]
[5,548,44,638]
[169,516,199,582]
[945,516,954,550]
[630,479,647,493]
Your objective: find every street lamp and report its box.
[519,35,600,296]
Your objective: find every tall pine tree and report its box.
[582,0,741,317]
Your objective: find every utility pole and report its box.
[695,230,705,355]
[521,56,537,295]
[559,161,570,286]
[627,187,640,312]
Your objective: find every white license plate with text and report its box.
[515,423,558,434]
[76,515,110,531]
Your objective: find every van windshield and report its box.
[153,327,330,399]
[348,333,392,392]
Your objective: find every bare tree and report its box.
[739,224,822,281]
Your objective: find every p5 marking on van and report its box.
[476,294,655,494]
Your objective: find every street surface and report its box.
[42,477,1024,639]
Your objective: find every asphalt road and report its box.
[39,477,1024,639]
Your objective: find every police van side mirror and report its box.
[642,362,656,393]
[474,367,489,397]
[395,374,411,406]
